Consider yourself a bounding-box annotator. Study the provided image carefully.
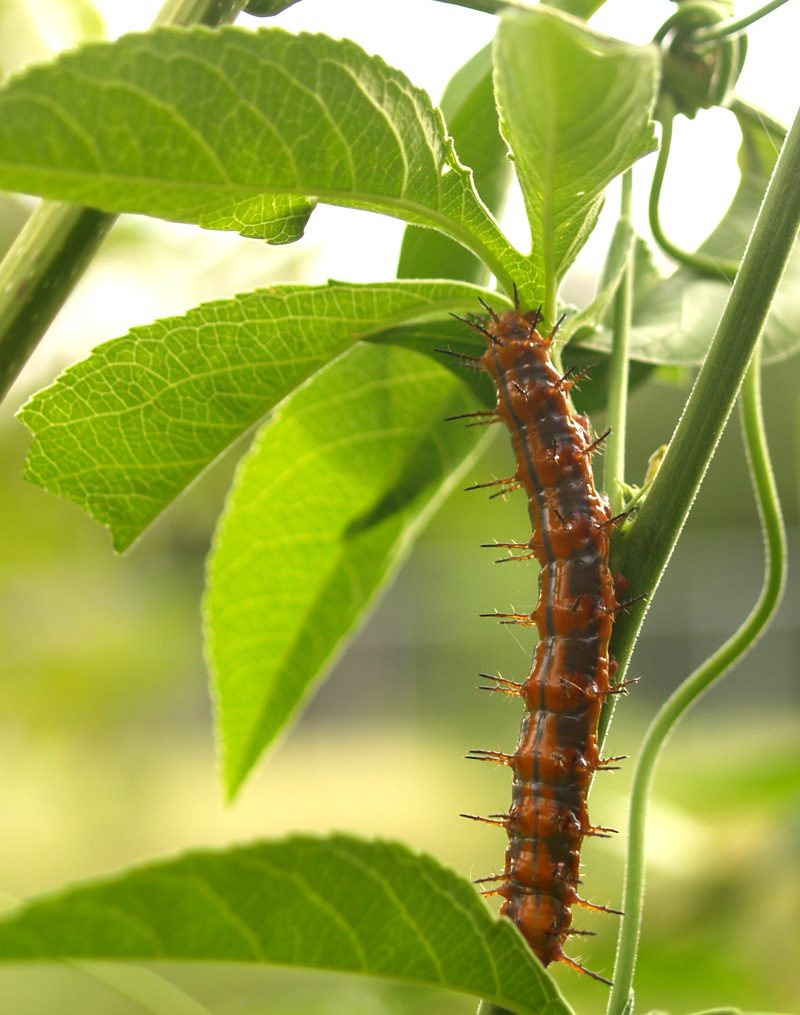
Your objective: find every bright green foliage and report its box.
[206,338,492,797]
[0,834,574,1015]
[494,6,659,305]
[205,38,517,798]
[0,27,522,280]
[19,280,497,552]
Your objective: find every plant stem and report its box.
[543,271,559,348]
[604,170,633,515]
[691,0,791,43]
[0,203,113,401]
[0,0,249,404]
[648,100,739,279]
[604,94,800,722]
[606,341,787,1015]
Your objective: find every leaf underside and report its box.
[0,835,574,1015]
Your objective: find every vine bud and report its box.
[655,0,746,119]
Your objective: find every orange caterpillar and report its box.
[454,302,629,984]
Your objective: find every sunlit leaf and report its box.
[19,280,496,552]
[494,5,658,307]
[206,339,493,796]
[207,38,518,796]
[0,27,522,278]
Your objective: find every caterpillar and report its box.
[452,300,629,985]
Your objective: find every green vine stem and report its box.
[601,95,800,747]
[606,340,787,1015]
[604,169,634,516]
[0,0,250,404]
[648,97,740,279]
[691,0,791,43]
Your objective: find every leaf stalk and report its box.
[603,170,634,514]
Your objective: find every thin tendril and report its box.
[691,0,792,43]
[649,98,740,278]
[606,342,787,1015]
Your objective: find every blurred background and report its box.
[0,1,799,1013]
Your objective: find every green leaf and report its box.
[19,280,496,552]
[214,42,515,798]
[493,6,658,307]
[207,338,494,796]
[582,105,799,365]
[235,194,315,244]
[0,26,524,283]
[0,835,573,1015]
[397,43,512,284]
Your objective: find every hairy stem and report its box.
[606,341,787,1015]
[0,0,249,404]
